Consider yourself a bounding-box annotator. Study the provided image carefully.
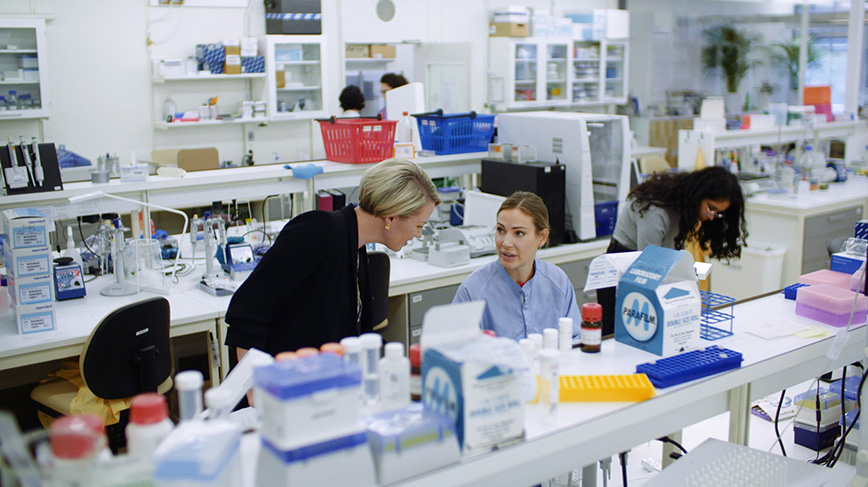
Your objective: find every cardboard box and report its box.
[489,22,529,37]
[420,302,525,454]
[224,45,241,56]
[369,44,396,59]
[614,245,702,357]
[15,301,56,335]
[275,70,286,89]
[8,273,54,306]
[3,246,51,278]
[223,63,242,74]
[2,208,48,250]
[151,148,220,172]
[831,252,863,275]
[345,44,369,59]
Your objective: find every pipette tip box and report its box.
[635,345,743,389]
[795,284,868,327]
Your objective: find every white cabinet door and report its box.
[0,18,50,120]
[261,35,331,121]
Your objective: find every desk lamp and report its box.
[68,191,189,291]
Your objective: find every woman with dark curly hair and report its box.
[597,166,748,335]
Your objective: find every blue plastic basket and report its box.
[413,110,495,155]
[636,346,743,389]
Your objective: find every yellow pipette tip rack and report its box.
[558,374,656,402]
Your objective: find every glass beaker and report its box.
[125,238,165,292]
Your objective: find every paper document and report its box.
[583,251,642,292]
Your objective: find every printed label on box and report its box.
[19,282,52,304]
[11,225,47,248]
[16,255,49,276]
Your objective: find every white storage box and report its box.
[154,420,242,487]
[7,272,53,306]
[2,208,48,249]
[14,301,55,335]
[254,353,363,450]
[711,243,786,300]
[366,403,460,484]
[120,163,148,182]
[3,246,51,278]
[257,430,376,487]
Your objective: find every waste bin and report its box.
[711,243,786,300]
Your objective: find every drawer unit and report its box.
[408,284,460,346]
[802,206,862,274]
[557,257,596,305]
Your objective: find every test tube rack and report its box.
[558,374,656,402]
[636,345,743,389]
[782,282,811,300]
[699,290,735,340]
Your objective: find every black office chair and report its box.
[368,251,391,331]
[31,297,173,452]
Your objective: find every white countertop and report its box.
[745,176,868,214]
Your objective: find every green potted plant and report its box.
[769,36,821,103]
[701,24,762,113]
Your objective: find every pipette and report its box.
[18,136,34,186]
[30,137,43,187]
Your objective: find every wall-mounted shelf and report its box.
[154,118,264,129]
[152,73,266,83]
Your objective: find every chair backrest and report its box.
[639,155,671,175]
[81,297,172,400]
[367,251,391,330]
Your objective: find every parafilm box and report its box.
[614,245,701,357]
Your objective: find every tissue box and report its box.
[856,220,868,240]
[254,354,362,450]
[2,208,48,249]
[203,44,225,74]
[420,301,525,454]
[365,404,460,484]
[14,301,55,335]
[795,284,868,327]
[7,273,53,306]
[831,252,864,275]
[3,245,51,278]
[241,56,265,73]
[799,269,852,289]
[615,246,702,356]
[257,430,375,487]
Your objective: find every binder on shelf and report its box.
[316,190,333,211]
[327,189,346,209]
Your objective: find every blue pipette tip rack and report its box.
[635,345,743,388]
[782,283,810,300]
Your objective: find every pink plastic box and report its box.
[795,284,868,327]
[798,269,852,289]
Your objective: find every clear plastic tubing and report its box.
[360,333,383,404]
[175,370,204,422]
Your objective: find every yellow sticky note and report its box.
[795,327,832,339]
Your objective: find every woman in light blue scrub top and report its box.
[453,191,581,340]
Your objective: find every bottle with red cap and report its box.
[580,303,602,353]
[408,343,422,401]
[49,414,106,486]
[126,392,174,460]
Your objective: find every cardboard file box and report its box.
[489,22,529,37]
[345,44,369,58]
[369,44,396,59]
[614,245,702,357]
[421,301,525,454]
[4,245,51,278]
[15,301,56,335]
[151,148,219,172]
[2,208,48,250]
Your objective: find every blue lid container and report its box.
[254,353,362,400]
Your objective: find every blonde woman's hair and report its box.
[358,158,441,217]
[498,191,550,245]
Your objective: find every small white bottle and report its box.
[340,336,362,368]
[126,393,174,459]
[63,227,84,269]
[175,370,204,422]
[528,333,543,354]
[359,333,383,404]
[396,111,413,143]
[162,96,177,123]
[543,328,559,350]
[185,56,198,76]
[538,349,560,416]
[378,342,411,410]
[558,317,573,356]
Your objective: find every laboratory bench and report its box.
[230,291,867,486]
[742,176,868,286]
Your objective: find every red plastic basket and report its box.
[317,117,397,164]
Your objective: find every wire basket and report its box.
[700,290,735,340]
[413,110,496,155]
[317,116,397,164]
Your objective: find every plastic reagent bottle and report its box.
[63,226,84,269]
[397,111,413,143]
[340,336,362,368]
[360,333,383,404]
[162,96,177,123]
[7,90,18,110]
[379,342,411,410]
[126,393,174,459]
[175,370,204,422]
[580,303,603,353]
[49,414,106,487]
[558,317,573,356]
[538,349,560,415]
